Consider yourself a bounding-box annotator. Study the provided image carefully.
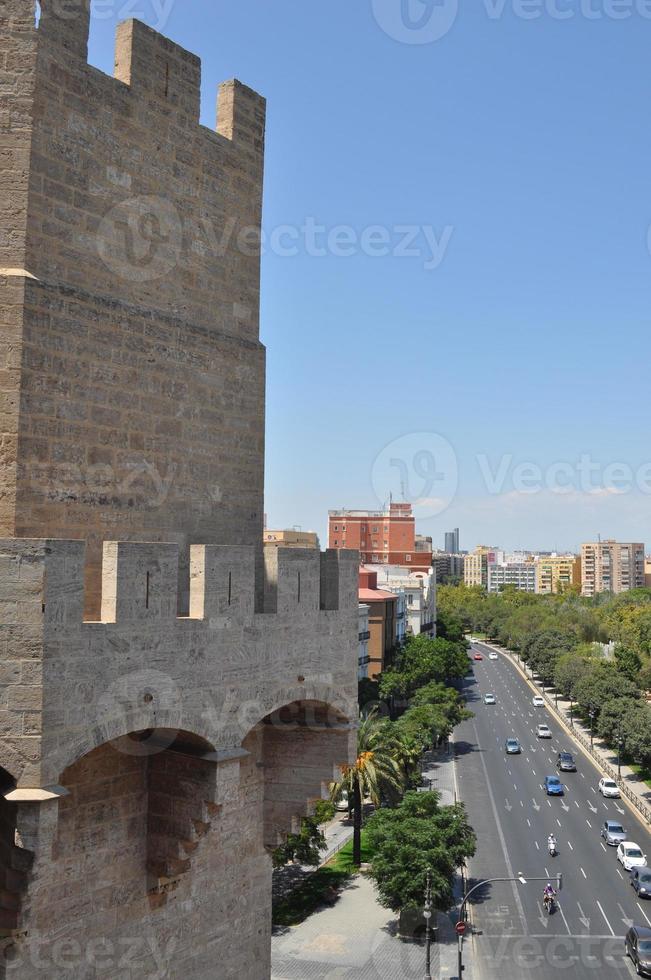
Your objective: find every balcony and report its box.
[358,631,371,642]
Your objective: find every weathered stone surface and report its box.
[0,5,357,978]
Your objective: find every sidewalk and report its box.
[471,636,651,826]
[271,740,474,980]
[272,812,355,905]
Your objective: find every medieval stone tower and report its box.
[0,2,358,976]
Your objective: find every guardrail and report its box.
[473,638,651,826]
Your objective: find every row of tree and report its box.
[438,583,651,770]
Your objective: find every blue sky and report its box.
[88,1,651,553]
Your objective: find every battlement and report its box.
[0,539,359,629]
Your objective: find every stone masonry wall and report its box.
[2,2,268,615]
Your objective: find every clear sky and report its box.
[88,1,651,553]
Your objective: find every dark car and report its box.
[505,738,521,754]
[556,752,577,772]
[626,925,651,976]
[601,819,627,846]
[544,775,564,796]
[632,868,651,899]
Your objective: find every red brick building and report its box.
[328,503,432,571]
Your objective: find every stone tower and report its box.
[0,3,358,977]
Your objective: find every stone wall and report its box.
[2,2,268,616]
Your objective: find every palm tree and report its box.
[331,708,404,866]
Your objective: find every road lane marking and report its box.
[580,867,587,878]
[556,818,562,827]
[600,842,607,852]
[558,902,572,935]
[586,819,592,827]
[567,840,573,850]
[638,903,651,926]
[596,900,615,935]
[617,868,623,878]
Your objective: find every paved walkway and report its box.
[470,636,651,826]
[271,742,473,980]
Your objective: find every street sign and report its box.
[455,921,467,935]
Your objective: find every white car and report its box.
[483,693,496,705]
[532,696,545,707]
[598,777,621,799]
[617,841,647,872]
[489,652,498,660]
[335,790,349,812]
[536,724,552,739]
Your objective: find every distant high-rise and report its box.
[445,528,460,554]
[581,540,645,596]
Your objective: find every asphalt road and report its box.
[455,640,651,980]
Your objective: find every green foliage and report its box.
[378,635,469,701]
[614,645,643,682]
[358,677,380,709]
[272,813,329,869]
[554,652,593,700]
[574,662,640,717]
[366,791,476,913]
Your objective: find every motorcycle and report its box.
[548,838,557,857]
[543,892,556,914]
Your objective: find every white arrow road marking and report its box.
[537,900,549,929]
[638,903,651,927]
[587,800,598,813]
[533,799,540,811]
[597,901,615,936]
[560,800,569,813]
[577,902,590,930]
[557,902,572,935]
[619,903,633,928]
[505,798,512,811]
[614,803,625,815]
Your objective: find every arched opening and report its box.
[242,700,354,849]
[0,766,32,943]
[54,730,218,918]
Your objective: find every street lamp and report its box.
[589,707,595,751]
[423,869,432,980]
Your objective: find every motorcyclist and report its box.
[547,834,557,854]
[543,882,556,910]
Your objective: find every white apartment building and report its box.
[369,565,436,638]
[581,540,645,596]
[487,560,536,593]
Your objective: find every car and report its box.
[532,695,545,707]
[618,841,648,872]
[536,724,552,739]
[556,751,576,772]
[473,652,483,661]
[544,775,564,796]
[505,738,521,754]
[335,790,349,812]
[626,925,651,976]
[483,693,496,705]
[601,820,627,846]
[598,777,620,798]
[632,868,651,898]
[489,652,498,660]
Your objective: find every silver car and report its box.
[601,820,627,846]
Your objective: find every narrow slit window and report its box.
[34,1,42,28]
[228,571,232,606]
[145,571,150,610]
[297,571,301,604]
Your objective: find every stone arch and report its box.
[239,696,356,849]
[0,765,33,954]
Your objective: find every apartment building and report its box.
[358,569,401,679]
[535,554,581,594]
[369,565,436,637]
[329,503,432,570]
[581,540,645,596]
[432,551,465,584]
[487,559,536,593]
[464,546,502,588]
[358,604,371,680]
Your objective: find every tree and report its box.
[410,680,473,731]
[614,645,642,682]
[366,791,476,916]
[554,653,593,701]
[330,709,403,866]
[272,800,335,868]
[378,635,469,702]
[575,663,640,718]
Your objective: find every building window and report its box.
[372,526,378,533]
[334,540,338,546]
[406,554,411,562]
